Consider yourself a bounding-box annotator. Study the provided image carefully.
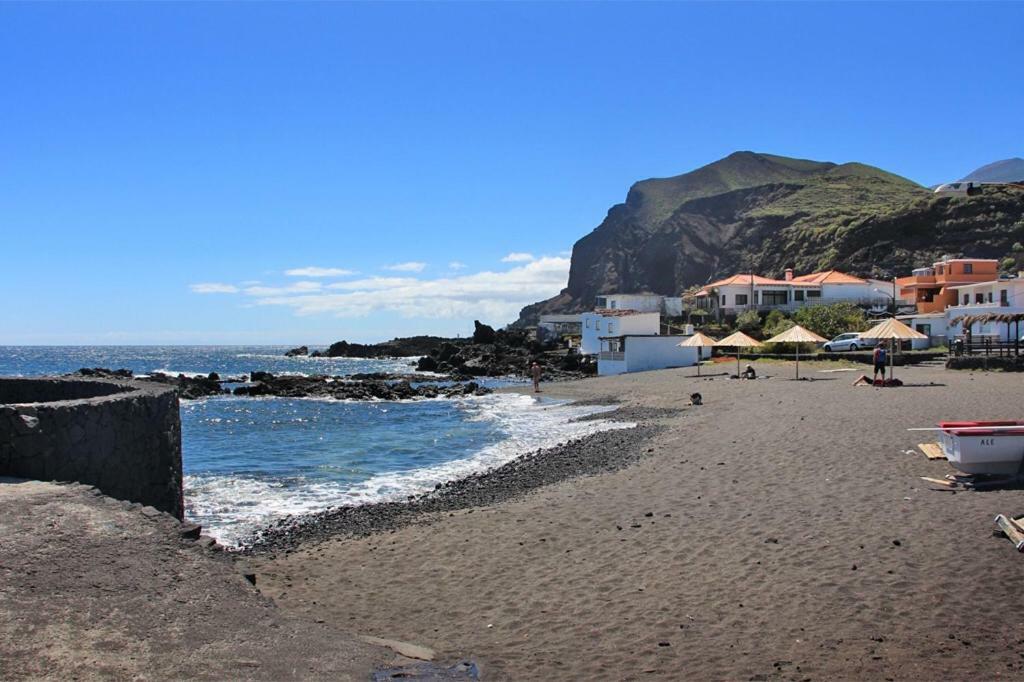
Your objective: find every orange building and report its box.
[896,258,999,313]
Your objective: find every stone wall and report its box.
[0,377,183,518]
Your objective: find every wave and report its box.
[184,393,631,546]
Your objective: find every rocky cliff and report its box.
[517,152,1024,324]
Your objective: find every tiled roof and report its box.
[696,273,819,294]
[702,274,790,288]
[790,270,867,284]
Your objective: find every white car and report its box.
[823,333,864,352]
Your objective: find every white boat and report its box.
[937,421,1024,476]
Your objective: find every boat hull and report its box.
[939,424,1024,476]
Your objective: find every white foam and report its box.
[185,394,631,546]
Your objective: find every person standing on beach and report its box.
[872,342,887,383]
[531,361,542,393]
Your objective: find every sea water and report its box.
[0,346,628,545]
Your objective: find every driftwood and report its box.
[917,443,946,460]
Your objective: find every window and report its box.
[917,324,931,337]
[975,293,984,304]
[964,263,974,274]
[735,294,748,306]
[987,291,994,303]
[794,290,805,301]
[1001,289,1009,305]
[761,290,789,305]
[607,322,614,335]
[807,290,822,298]
[610,301,617,309]
[721,295,726,306]
[963,294,969,305]
[936,265,944,275]
[586,319,591,329]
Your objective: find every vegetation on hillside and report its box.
[518,151,1024,326]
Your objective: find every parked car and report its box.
[823,332,865,352]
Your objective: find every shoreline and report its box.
[253,363,1024,680]
[239,399,674,555]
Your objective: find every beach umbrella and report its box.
[764,325,827,380]
[859,317,927,381]
[678,332,718,376]
[715,331,762,378]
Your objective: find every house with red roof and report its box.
[693,269,906,315]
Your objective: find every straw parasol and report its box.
[763,324,827,379]
[678,332,718,376]
[859,317,927,381]
[715,331,762,378]
[950,312,1024,354]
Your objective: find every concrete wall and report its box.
[0,377,183,519]
[599,336,698,375]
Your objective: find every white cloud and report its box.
[501,252,535,263]
[448,261,467,270]
[327,277,419,291]
[234,256,570,325]
[384,261,427,273]
[284,266,355,278]
[242,281,323,296]
[190,282,239,294]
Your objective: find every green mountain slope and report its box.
[516,152,1024,325]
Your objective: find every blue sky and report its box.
[2,2,1021,345]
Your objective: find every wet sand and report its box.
[254,363,1024,680]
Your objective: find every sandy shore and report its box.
[254,362,1024,680]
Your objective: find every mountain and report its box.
[516,152,1024,324]
[960,158,1024,183]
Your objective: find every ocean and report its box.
[0,346,627,545]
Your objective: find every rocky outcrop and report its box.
[141,372,227,400]
[401,323,595,379]
[313,336,452,358]
[516,152,1024,324]
[232,375,491,400]
[69,369,230,400]
[284,345,309,357]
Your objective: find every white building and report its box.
[580,310,660,355]
[595,293,684,317]
[537,314,582,346]
[896,312,947,349]
[597,334,702,376]
[695,270,907,315]
[945,278,1024,342]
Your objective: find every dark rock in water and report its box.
[250,371,274,382]
[73,367,133,379]
[284,346,309,357]
[232,374,491,401]
[305,325,596,380]
[144,372,225,399]
[67,367,224,399]
[416,355,439,372]
[438,343,459,362]
[471,320,497,344]
[373,660,480,681]
[324,336,452,358]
